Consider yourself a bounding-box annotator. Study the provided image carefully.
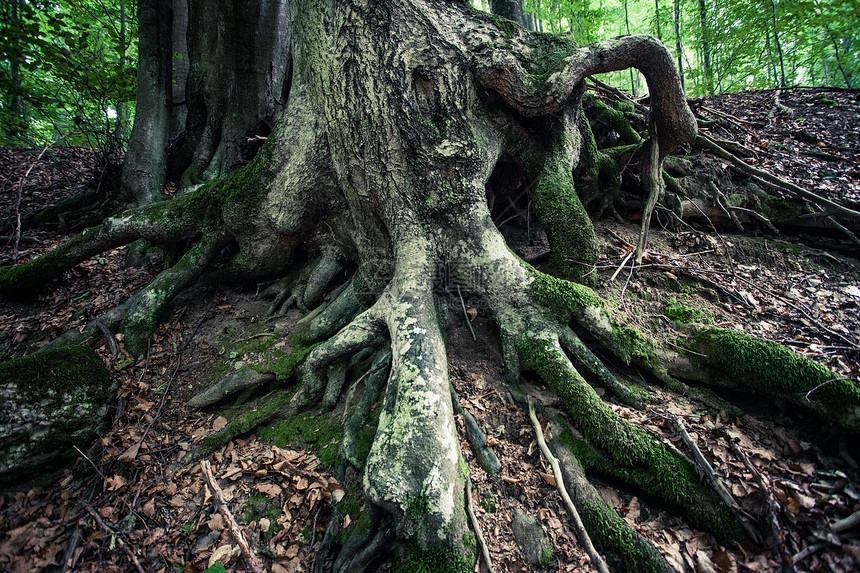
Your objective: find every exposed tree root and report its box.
[527,397,609,573]
[4,6,858,570]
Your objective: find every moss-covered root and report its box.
[189,390,295,461]
[0,188,217,293]
[0,225,122,291]
[364,281,474,567]
[559,327,645,409]
[325,508,395,573]
[550,437,673,573]
[688,327,860,431]
[518,335,742,539]
[297,306,386,409]
[343,351,391,469]
[450,387,502,475]
[528,143,599,286]
[304,280,366,343]
[121,230,228,357]
[304,247,345,309]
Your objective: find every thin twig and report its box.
[729,440,795,571]
[73,445,107,481]
[671,417,761,543]
[82,500,146,573]
[11,135,74,259]
[465,477,495,573]
[527,397,609,573]
[201,460,265,573]
[457,285,476,342]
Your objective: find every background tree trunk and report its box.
[172,0,291,186]
[119,0,173,206]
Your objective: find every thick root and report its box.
[550,432,674,573]
[517,334,742,539]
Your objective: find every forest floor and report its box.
[1,87,859,573]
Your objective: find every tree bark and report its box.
[119,0,173,205]
[175,0,291,185]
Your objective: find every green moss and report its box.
[394,541,474,573]
[0,345,112,402]
[257,408,344,468]
[524,263,602,320]
[352,405,380,467]
[404,495,431,520]
[663,298,714,324]
[583,94,642,143]
[198,390,293,454]
[540,545,553,568]
[529,159,599,284]
[481,12,520,39]
[519,337,741,539]
[611,325,655,367]
[690,328,860,419]
[265,343,321,380]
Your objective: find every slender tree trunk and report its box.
[113,0,126,151]
[825,26,853,88]
[674,0,684,91]
[119,0,173,205]
[625,0,636,95]
[655,0,662,41]
[769,0,786,87]
[169,0,190,142]
[698,0,713,94]
[765,23,778,86]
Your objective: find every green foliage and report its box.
[0,0,137,148]
[483,0,858,95]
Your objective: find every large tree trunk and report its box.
[4,0,859,570]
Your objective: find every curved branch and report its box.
[475,35,695,152]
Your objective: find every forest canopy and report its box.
[2,0,858,147]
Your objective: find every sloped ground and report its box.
[1,87,859,572]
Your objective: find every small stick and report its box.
[671,417,761,544]
[82,501,146,573]
[527,397,609,573]
[465,477,495,573]
[609,250,633,282]
[457,286,476,342]
[635,124,662,263]
[729,440,795,571]
[831,508,860,533]
[201,460,265,573]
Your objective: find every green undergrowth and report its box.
[520,337,742,539]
